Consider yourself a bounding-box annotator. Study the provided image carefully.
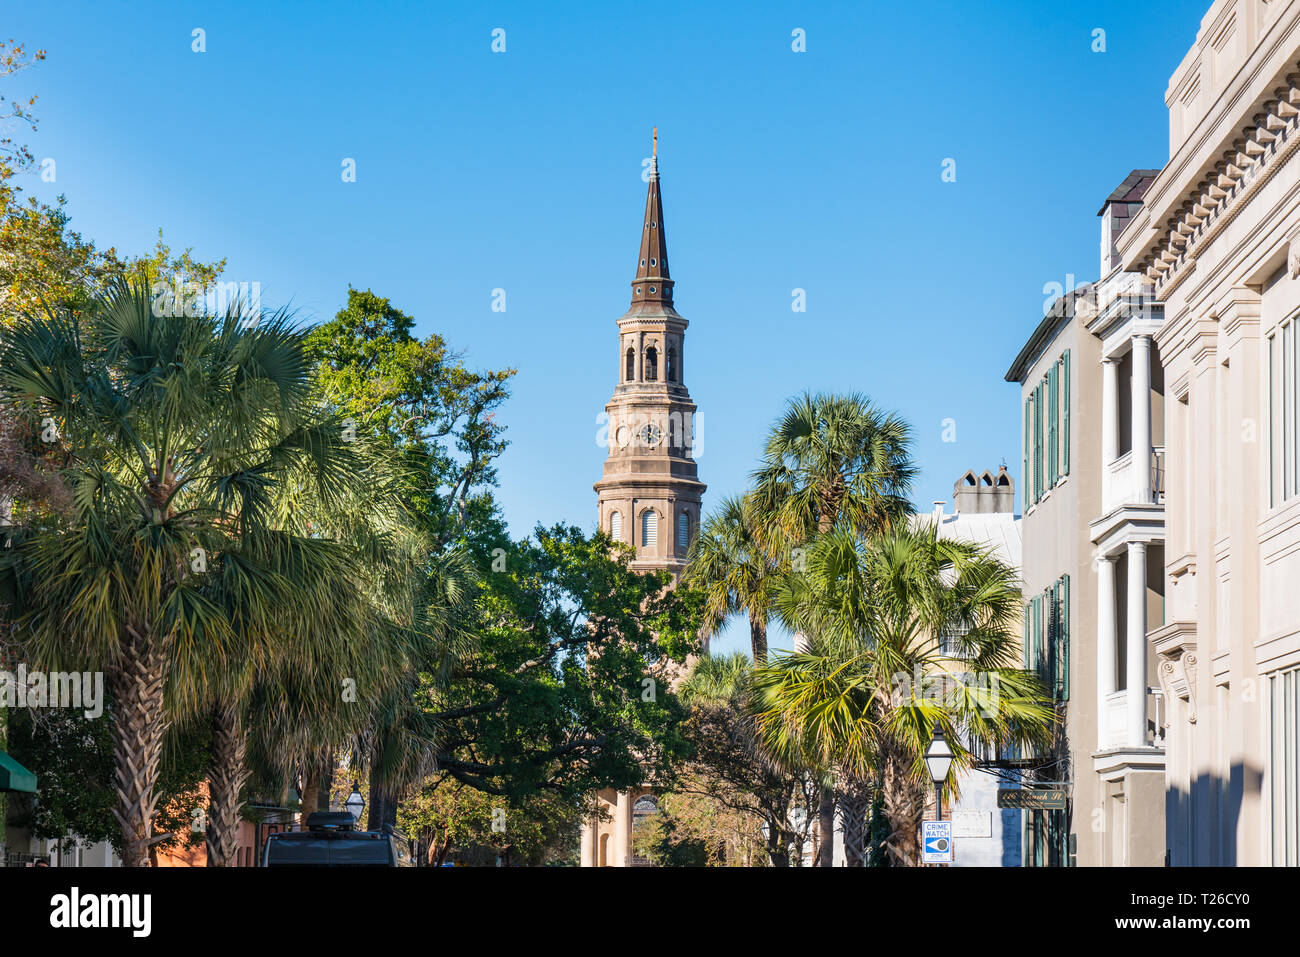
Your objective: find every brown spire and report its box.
[631,128,674,309]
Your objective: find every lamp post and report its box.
[345,783,366,826]
[924,724,953,822]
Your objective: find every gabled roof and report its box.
[1004,283,1095,383]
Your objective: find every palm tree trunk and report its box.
[109,629,169,867]
[367,738,398,831]
[880,745,929,866]
[837,775,871,867]
[749,616,768,664]
[299,746,331,820]
[816,784,836,866]
[206,700,250,867]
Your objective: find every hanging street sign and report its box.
[922,821,953,864]
[997,788,1068,810]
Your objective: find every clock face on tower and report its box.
[638,423,661,447]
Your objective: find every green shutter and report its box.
[1032,595,1041,675]
[1063,350,1071,476]
[1048,366,1057,486]
[1023,603,1030,669]
[1023,397,1031,511]
[1060,574,1070,701]
[1033,384,1043,501]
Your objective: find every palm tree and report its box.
[684,496,779,663]
[0,279,390,865]
[752,523,1057,866]
[750,392,914,544]
[747,391,914,865]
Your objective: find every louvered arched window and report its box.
[641,509,658,548]
[625,348,634,381]
[677,512,689,549]
[645,346,658,382]
[667,346,676,382]
[609,511,622,541]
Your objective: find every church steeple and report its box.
[630,127,674,312]
[594,131,705,580]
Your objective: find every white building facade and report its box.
[1117,0,1300,866]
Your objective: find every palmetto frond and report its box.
[754,523,1056,791]
[750,391,916,546]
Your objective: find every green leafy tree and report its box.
[398,777,580,866]
[675,652,814,866]
[302,288,513,830]
[425,525,700,805]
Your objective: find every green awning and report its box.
[0,750,37,794]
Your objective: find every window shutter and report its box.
[1034,384,1043,501]
[1048,366,1057,487]
[1024,397,1031,510]
[1031,595,1040,674]
[1060,574,1071,701]
[641,509,658,547]
[1023,603,1030,669]
[677,512,689,549]
[609,511,622,541]
[1063,350,1071,476]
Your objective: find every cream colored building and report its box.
[1117,0,1300,866]
[1007,171,1169,867]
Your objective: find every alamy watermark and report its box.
[0,665,104,719]
[150,274,262,325]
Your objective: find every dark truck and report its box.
[262,811,414,867]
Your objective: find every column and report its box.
[1102,358,1119,505]
[1126,541,1148,748]
[580,818,595,868]
[1132,336,1152,503]
[614,790,633,866]
[1096,554,1117,746]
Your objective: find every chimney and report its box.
[931,501,945,525]
[953,466,1015,515]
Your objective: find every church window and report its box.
[667,346,676,382]
[645,346,658,381]
[650,258,656,266]
[649,286,656,294]
[677,512,689,549]
[640,259,646,266]
[626,348,635,381]
[641,509,658,547]
[609,511,622,541]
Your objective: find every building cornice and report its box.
[1119,5,1300,293]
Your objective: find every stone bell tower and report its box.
[581,133,706,868]
[594,130,705,579]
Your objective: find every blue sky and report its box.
[8,0,1208,653]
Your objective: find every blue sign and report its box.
[922,821,953,864]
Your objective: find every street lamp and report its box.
[924,724,953,821]
[345,783,366,826]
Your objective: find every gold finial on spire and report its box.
[653,126,657,158]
